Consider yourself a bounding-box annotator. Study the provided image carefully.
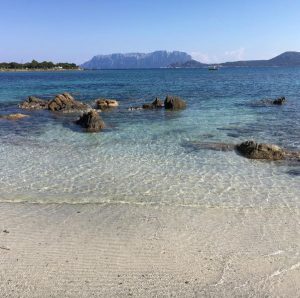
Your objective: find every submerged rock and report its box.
[164,95,186,110]
[184,141,235,152]
[48,93,90,112]
[258,96,287,106]
[19,96,49,110]
[75,110,105,132]
[272,96,286,105]
[96,99,119,110]
[184,139,300,162]
[235,141,285,160]
[0,113,29,120]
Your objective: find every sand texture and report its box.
[0,202,299,297]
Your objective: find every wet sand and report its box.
[0,202,299,297]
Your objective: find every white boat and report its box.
[208,65,219,70]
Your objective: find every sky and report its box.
[1,0,300,64]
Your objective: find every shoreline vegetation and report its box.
[0,59,81,72]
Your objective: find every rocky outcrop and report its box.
[235,141,285,160]
[48,93,89,112]
[0,113,29,120]
[19,96,49,110]
[96,99,119,110]
[75,110,105,132]
[164,96,186,110]
[19,93,90,113]
[142,98,164,109]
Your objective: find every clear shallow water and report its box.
[0,68,299,206]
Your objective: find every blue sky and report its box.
[1,0,300,63]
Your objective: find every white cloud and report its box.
[191,47,246,63]
[224,47,246,61]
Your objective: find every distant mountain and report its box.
[169,51,300,68]
[81,51,192,69]
[268,51,300,66]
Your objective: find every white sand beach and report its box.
[0,202,299,297]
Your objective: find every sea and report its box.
[0,68,299,207]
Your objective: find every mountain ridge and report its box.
[81,51,191,69]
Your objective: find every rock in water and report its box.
[164,95,186,110]
[76,110,105,132]
[19,96,49,110]
[96,99,119,110]
[48,93,89,112]
[142,98,164,109]
[151,97,164,108]
[235,140,285,160]
[0,113,29,120]
[272,96,286,105]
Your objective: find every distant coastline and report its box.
[0,68,83,72]
[0,59,81,72]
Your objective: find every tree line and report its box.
[0,60,79,70]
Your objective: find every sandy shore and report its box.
[0,202,299,297]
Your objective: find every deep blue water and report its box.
[0,68,299,206]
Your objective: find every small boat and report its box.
[208,65,219,71]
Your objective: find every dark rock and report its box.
[164,95,186,110]
[142,103,153,109]
[75,110,105,132]
[152,98,164,108]
[48,93,90,112]
[286,169,300,176]
[272,96,286,105]
[96,99,119,110]
[142,98,164,109]
[0,113,29,120]
[19,96,49,110]
[259,96,287,106]
[235,141,285,160]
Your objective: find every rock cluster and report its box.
[130,96,186,111]
[19,93,90,113]
[48,93,90,112]
[75,110,105,132]
[19,96,49,110]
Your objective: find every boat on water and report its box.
[208,65,219,70]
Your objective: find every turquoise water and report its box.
[0,68,299,206]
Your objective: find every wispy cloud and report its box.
[224,47,245,61]
[190,51,213,63]
[191,47,246,63]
